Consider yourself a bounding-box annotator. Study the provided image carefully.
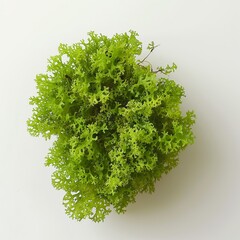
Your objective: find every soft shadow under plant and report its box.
[27,31,196,222]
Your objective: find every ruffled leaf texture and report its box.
[27,31,196,222]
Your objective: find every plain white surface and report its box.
[1,0,240,239]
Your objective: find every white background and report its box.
[1,0,240,239]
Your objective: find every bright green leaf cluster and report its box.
[27,31,196,222]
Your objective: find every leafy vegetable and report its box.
[27,31,196,222]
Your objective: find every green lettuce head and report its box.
[27,31,195,222]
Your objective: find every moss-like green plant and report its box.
[27,31,195,222]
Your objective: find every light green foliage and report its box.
[27,31,196,222]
